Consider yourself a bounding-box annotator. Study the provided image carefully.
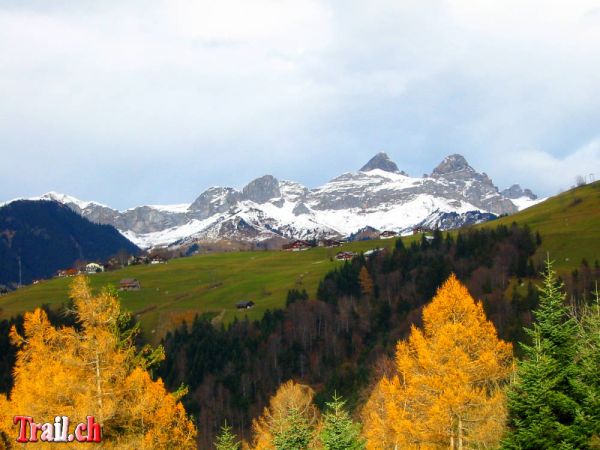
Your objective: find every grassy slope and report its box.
[0,239,402,337]
[478,181,600,269]
[2,181,599,337]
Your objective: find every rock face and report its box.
[359,152,405,174]
[10,153,539,248]
[501,184,538,200]
[242,175,281,203]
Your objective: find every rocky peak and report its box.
[189,187,240,219]
[242,175,281,203]
[431,154,474,177]
[501,184,538,200]
[360,152,403,174]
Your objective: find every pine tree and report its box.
[363,274,513,449]
[215,422,240,450]
[320,393,365,450]
[503,258,584,449]
[572,286,600,448]
[272,406,313,450]
[249,380,319,450]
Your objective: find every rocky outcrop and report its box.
[242,175,281,203]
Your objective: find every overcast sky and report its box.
[1,0,599,209]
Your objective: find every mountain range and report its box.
[2,153,541,249]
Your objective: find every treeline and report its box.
[157,224,600,447]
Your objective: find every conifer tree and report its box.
[320,393,365,450]
[249,380,319,450]
[363,274,513,449]
[572,286,600,448]
[272,406,313,450]
[215,422,240,450]
[503,258,584,449]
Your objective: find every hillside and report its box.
[0,200,139,287]
[2,182,598,339]
[479,180,600,268]
[0,239,399,338]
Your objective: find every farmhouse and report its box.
[57,268,78,277]
[119,278,141,291]
[282,240,312,252]
[380,230,398,239]
[150,256,167,264]
[335,251,354,261]
[318,239,343,248]
[412,226,434,234]
[236,300,255,309]
[85,262,104,274]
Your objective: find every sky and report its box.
[1,0,599,209]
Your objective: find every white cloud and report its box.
[0,1,599,206]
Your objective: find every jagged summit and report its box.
[501,184,538,200]
[3,155,540,249]
[242,175,281,203]
[360,152,403,174]
[431,154,474,176]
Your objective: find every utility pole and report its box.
[18,255,22,288]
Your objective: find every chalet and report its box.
[412,226,434,235]
[0,285,9,296]
[380,230,398,239]
[236,300,255,309]
[85,262,105,274]
[119,278,141,291]
[282,240,312,252]
[57,268,78,277]
[150,256,167,264]
[318,239,343,248]
[129,255,150,266]
[335,251,354,261]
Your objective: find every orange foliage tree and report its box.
[246,380,320,450]
[363,274,513,449]
[0,276,196,449]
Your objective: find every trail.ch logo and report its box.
[13,416,102,443]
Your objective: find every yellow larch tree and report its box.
[0,276,196,449]
[362,274,513,449]
[246,380,320,450]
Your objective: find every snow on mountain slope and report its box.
[510,196,546,211]
[2,153,540,249]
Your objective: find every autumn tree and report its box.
[358,266,373,297]
[0,276,196,449]
[248,380,319,450]
[363,274,513,449]
[319,393,365,450]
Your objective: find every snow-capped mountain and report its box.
[5,153,543,249]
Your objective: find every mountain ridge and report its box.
[2,154,541,248]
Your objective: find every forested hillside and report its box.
[0,200,139,287]
[157,224,599,446]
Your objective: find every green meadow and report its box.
[2,181,599,339]
[0,238,400,338]
[479,180,600,269]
